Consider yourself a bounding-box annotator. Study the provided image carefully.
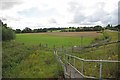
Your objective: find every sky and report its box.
[0,0,119,29]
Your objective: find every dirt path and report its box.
[64,64,83,78]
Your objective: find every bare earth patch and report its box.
[47,32,101,37]
[24,31,101,37]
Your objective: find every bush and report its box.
[1,22,15,41]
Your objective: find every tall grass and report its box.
[16,34,93,48]
[67,30,119,78]
[2,41,63,78]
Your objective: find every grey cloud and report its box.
[0,16,21,21]
[68,1,81,12]
[84,2,107,24]
[69,1,117,25]
[72,12,85,24]
[110,9,118,25]
[49,18,57,23]
[118,1,120,24]
[0,0,23,10]
[0,17,7,21]
[68,1,86,24]
[87,7,108,23]
[17,7,58,18]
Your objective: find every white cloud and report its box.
[0,0,119,29]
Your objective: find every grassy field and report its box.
[2,41,63,78]
[15,32,99,48]
[3,31,118,78]
[66,30,119,78]
[3,32,100,78]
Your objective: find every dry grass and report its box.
[24,31,101,37]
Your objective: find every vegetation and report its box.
[0,20,15,41]
[14,24,120,33]
[15,25,104,33]
[16,33,93,48]
[2,18,119,79]
[105,24,120,31]
[2,41,63,78]
[66,31,119,78]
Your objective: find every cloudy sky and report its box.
[0,0,119,29]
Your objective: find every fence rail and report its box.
[65,53,120,63]
[54,50,120,79]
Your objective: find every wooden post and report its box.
[99,62,102,80]
[39,43,41,47]
[74,58,75,67]
[54,45,56,51]
[70,71,71,78]
[46,44,48,48]
[72,46,74,53]
[82,61,84,75]
[62,45,64,51]
[104,43,105,54]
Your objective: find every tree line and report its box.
[15,24,120,33]
[15,25,104,33]
[105,24,120,31]
[0,20,15,41]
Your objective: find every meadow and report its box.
[15,32,98,48]
[64,30,119,78]
[2,41,64,78]
[3,32,99,78]
[2,31,119,78]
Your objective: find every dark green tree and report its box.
[22,27,32,33]
[15,29,21,33]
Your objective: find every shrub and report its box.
[1,21,15,41]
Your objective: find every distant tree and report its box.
[114,25,120,29]
[75,27,81,32]
[15,29,21,33]
[69,27,72,29]
[33,29,38,33]
[106,24,112,29]
[93,25,102,31]
[42,28,47,32]
[22,27,32,33]
[72,27,75,29]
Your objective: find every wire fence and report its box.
[54,50,120,79]
[39,40,120,79]
[53,40,120,79]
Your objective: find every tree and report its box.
[106,24,112,29]
[93,25,102,31]
[22,27,32,33]
[15,29,21,33]
[1,20,15,41]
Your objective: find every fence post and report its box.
[62,45,64,51]
[54,45,56,51]
[66,54,67,63]
[99,61,102,80]
[69,56,70,63]
[74,58,75,67]
[46,44,48,48]
[82,60,84,75]
[70,71,71,78]
[39,43,41,47]
[72,46,74,53]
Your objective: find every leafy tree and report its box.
[93,25,102,31]
[1,20,15,41]
[22,27,32,33]
[15,29,21,33]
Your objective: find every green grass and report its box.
[68,30,119,78]
[2,41,63,78]
[16,33,93,48]
[3,32,95,78]
[4,31,115,78]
